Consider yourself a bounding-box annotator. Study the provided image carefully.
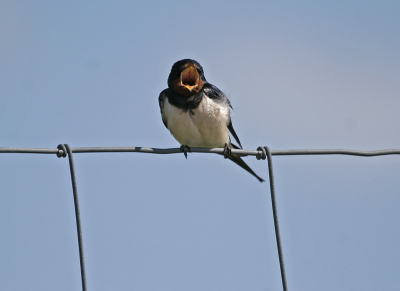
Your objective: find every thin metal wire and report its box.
[270,149,400,156]
[60,144,87,291]
[0,147,59,154]
[264,146,288,291]
[1,145,400,291]
[1,146,400,157]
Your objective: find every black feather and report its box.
[228,122,242,149]
[227,154,265,183]
[158,89,168,129]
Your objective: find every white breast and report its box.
[163,95,231,148]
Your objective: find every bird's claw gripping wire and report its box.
[180,145,191,159]
[223,143,232,159]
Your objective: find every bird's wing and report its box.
[203,84,243,148]
[227,122,242,149]
[158,89,168,129]
[202,83,228,104]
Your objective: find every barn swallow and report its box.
[158,59,264,182]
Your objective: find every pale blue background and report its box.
[1,1,399,290]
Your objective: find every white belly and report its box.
[163,96,230,147]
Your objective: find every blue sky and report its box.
[1,1,399,290]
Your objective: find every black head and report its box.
[167,59,207,97]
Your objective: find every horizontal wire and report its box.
[0,148,59,154]
[270,149,400,156]
[1,147,400,157]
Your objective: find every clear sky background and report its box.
[1,1,399,290]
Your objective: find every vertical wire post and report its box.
[60,144,87,291]
[265,146,288,291]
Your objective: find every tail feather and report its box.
[227,154,265,183]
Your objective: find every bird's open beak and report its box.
[180,62,199,92]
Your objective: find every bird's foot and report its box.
[180,145,191,159]
[222,143,232,159]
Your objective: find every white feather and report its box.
[163,94,230,147]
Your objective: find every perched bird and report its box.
[158,59,264,182]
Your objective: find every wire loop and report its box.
[57,144,67,158]
[256,146,267,160]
